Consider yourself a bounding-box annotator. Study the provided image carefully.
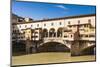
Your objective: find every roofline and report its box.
[12,14,96,25]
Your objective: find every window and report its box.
[84,25,86,27]
[14,30,16,33]
[89,35,95,37]
[23,36,25,38]
[25,25,27,28]
[59,22,62,25]
[71,35,73,37]
[91,29,94,31]
[85,35,88,37]
[44,24,46,26]
[69,26,72,28]
[90,42,92,44]
[12,30,14,33]
[37,24,39,27]
[79,35,83,37]
[32,36,38,38]
[68,21,70,24]
[78,20,80,24]
[64,36,68,38]
[23,31,25,34]
[18,33,20,35]
[51,23,54,26]
[35,32,38,34]
[31,25,33,27]
[21,37,23,39]
[84,24,89,27]
[88,19,91,23]
[13,26,14,28]
[19,25,21,28]
[18,18,23,22]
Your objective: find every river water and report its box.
[12,52,96,66]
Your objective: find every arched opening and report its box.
[57,28,63,37]
[43,29,48,37]
[38,42,70,52]
[81,45,96,55]
[49,28,56,37]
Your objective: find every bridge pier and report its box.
[26,40,38,54]
[71,41,81,56]
[26,40,31,54]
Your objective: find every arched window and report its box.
[78,20,80,24]
[49,28,56,37]
[37,24,39,27]
[59,22,62,25]
[68,21,70,24]
[57,28,63,37]
[88,19,91,23]
[43,29,48,37]
[44,24,46,26]
[51,23,54,26]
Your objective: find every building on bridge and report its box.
[12,14,96,56]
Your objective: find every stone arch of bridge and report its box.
[80,45,96,55]
[38,41,70,52]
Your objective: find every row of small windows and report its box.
[51,22,62,26]
[64,35,73,38]
[68,19,91,24]
[19,24,40,28]
[19,24,39,28]
[16,22,62,28]
[13,19,91,28]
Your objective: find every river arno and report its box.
[12,52,96,66]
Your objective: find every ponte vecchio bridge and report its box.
[12,14,96,56]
